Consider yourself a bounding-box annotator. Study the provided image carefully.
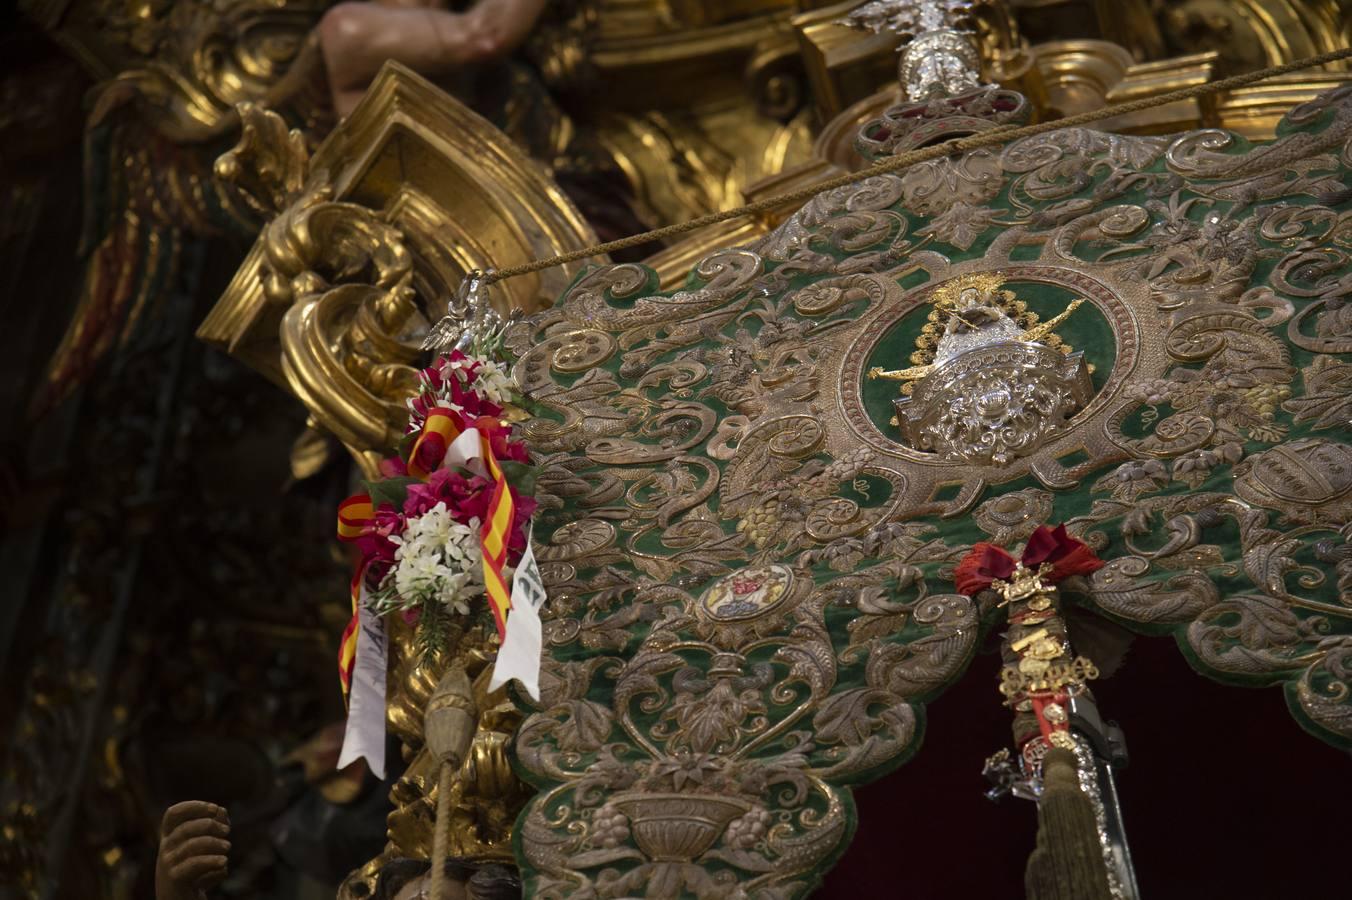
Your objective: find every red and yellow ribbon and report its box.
[476,417,515,640]
[335,494,376,696]
[407,408,463,480]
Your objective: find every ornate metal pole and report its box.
[846,0,984,99]
[843,5,1141,895]
[977,553,1139,900]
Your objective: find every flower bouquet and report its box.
[338,347,538,662]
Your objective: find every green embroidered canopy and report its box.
[502,84,1352,898]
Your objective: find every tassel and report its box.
[424,664,477,900]
[1025,748,1113,900]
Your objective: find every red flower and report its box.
[352,503,405,586]
[440,350,479,378]
[379,455,408,478]
[404,467,494,524]
[405,353,505,434]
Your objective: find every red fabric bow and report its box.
[954,524,1103,596]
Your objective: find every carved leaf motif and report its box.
[1088,558,1220,624]
[808,701,917,779]
[846,583,913,645]
[1296,638,1352,741]
[553,700,617,753]
[917,202,999,250]
[1187,595,1317,677]
[1285,355,1352,429]
[771,626,837,701]
[811,688,894,747]
[613,651,685,715]
[1242,536,1308,599]
[537,657,621,709]
[664,677,767,754]
[863,629,973,699]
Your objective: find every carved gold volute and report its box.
[203,63,601,475]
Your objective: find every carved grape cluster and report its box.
[591,804,630,849]
[737,499,783,548]
[1245,382,1292,417]
[723,806,773,850]
[818,453,867,488]
[737,450,872,548]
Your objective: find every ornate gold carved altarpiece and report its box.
[215,70,1352,897]
[197,6,1352,898]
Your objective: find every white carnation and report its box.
[383,503,483,614]
[466,359,515,406]
[406,354,518,429]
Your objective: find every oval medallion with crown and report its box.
[827,260,1149,512]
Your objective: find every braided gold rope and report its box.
[484,46,1352,285]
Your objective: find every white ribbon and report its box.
[337,586,388,780]
[488,530,547,701]
[444,426,487,477]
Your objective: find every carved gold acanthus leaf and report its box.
[201,63,601,474]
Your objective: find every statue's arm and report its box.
[453,0,550,63]
[868,364,933,382]
[320,0,549,116]
[154,802,231,900]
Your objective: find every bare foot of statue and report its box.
[155,801,231,900]
[318,0,549,118]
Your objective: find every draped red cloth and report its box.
[954,524,1104,596]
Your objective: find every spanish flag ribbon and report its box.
[335,494,376,696]
[407,408,464,480]
[337,570,363,696]
[408,407,517,640]
[476,418,514,641]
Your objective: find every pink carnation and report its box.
[404,467,494,524]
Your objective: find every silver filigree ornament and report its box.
[422,268,511,355]
[871,282,1094,466]
[899,29,982,99]
[842,2,983,99]
[843,0,975,37]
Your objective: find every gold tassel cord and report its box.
[484,47,1352,286]
[1025,748,1115,900]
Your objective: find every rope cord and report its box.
[429,761,455,899]
[483,46,1352,285]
